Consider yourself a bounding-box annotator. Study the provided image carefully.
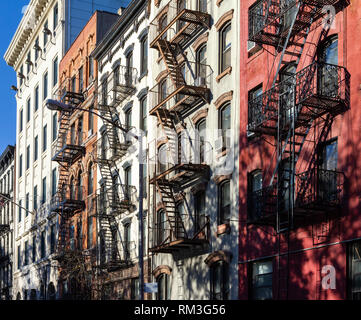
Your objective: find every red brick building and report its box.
[51,10,118,299]
[239,0,361,300]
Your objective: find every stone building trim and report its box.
[192,32,209,51]
[152,265,172,279]
[213,174,232,185]
[215,9,234,31]
[214,91,233,109]
[204,250,232,267]
[191,108,208,125]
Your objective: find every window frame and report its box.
[219,22,232,73]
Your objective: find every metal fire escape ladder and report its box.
[156,181,187,242]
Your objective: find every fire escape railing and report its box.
[149,61,211,116]
[149,0,211,50]
[248,62,350,134]
[50,184,86,215]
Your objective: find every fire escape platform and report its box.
[149,238,208,254]
[150,163,210,186]
[52,144,85,164]
[150,84,210,117]
[150,9,210,49]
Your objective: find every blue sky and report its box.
[0,1,28,153]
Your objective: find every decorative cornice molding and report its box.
[214,91,233,109]
[215,9,234,31]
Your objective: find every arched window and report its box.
[70,176,75,200]
[211,260,229,300]
[218,181,230,225]
[219,23,231,73]
[219,103,231,151]
[159,14,168,40]
[157,273,170,300]
[194,191,206,233]
[88,163,93,195]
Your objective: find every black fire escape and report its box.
[148,0,211,254]
[51,77,86,261]
[247,0,350,232]
[95,65,137,272]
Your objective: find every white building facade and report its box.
[0,145,15,300]
[4,0,131,300]
[147,0,240,300]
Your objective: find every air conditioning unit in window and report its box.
[195,76,207,87]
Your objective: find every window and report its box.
[125,166,132,200]
[248,170,263,221]
[17,245,21,269]
[197,119,206,163]
[32,236,36,262]
[71,76,76,93]
[88,106,94,133]
[125,108,132,128]
[50,225,55,254]
[79,66,84,92]
[24,241,28,266]
[35,86,39,111]
[70,225,75,251]
[157,209,168,247]
[142,163,147,198]
[43,72,48,100]
[196,45,207,81]
[140,96,147,133]
[43,20,49,46]
[248,85,263,127]
[350,241,361,299]
[78,116,83,145]
[18,200,22,222]
[52,168,57,197]
[219,181,230,225]
[251,260,273,300]
[318,36,338,97]
[157,273,170,300]
[177,0,186,31]
[33,185,38,211]
[26,98,31,122]
[126,51,133,85]
[52,113,57,142]
[34,37,39,61]
[26,145,30,170]
[19,155,23,178]
[211,261,229,300]
[220,23,232,73]
[77,171,83,201]
[53,57,58,87]
[53,3,58,30]
[219,103,231,151]
[40,231,46,258]
[88,56,94,81]
[88,163,93,195]
[158,144,168,174]
[87,217,93,249]
[19,109,23,132]
[198,0,207,12]
[140,36,148,75]
[42,177,46,204]
[318,139,338,202]
[25,193,29,217]
[43,124,47,152]
[195,191,206,232]
[34,136,38,161]
[124,223,131,259]
[19,65,24,86]
[131,278,140,300]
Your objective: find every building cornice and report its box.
[4,0,52,68]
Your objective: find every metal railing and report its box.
[248,62,350,132]
[149,137,212,180]
[149,61,211,114]
[57,77,85,106]
[52,131,87,160]
[149,0,211,47]
[97,65,138,108]
[50,184,85,211]
[296,168,345,208]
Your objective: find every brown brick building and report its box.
[51,10,119,300]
